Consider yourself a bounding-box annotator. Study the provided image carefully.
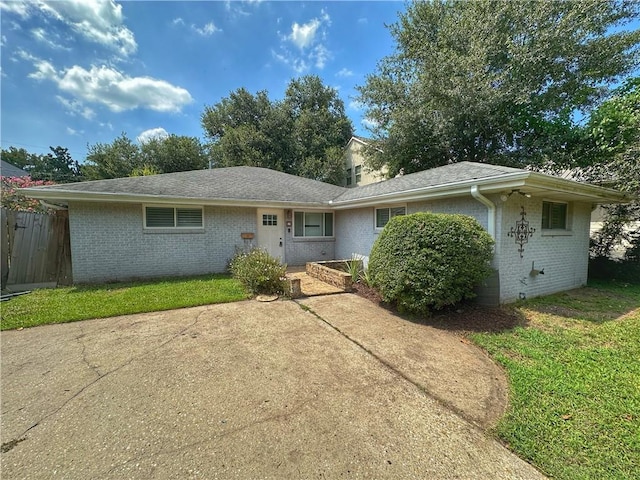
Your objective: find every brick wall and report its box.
[497,196,591,303]
[68,202,255,283]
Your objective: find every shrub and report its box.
[368,212,494,313]
[343,256,364,281]
[229,248,287,295]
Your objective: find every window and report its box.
[346,168,352,186]
[355,165,362,184]
[294,211,334,237]
[375,206,406,229]
[144,206,203,228]
[542,201,568,230]
[262,214,277,226]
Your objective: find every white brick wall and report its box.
[68,202,255,283]
[497,196,591,302]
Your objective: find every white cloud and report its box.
[27,58,193,113]
[2,0,137,57]
[337,68,354,78]
[172,17,185,26]
[56,95,96,120]
[192,21,221,36]
[276,9,332,73]
[31,28,70,50]
[0,1,30,17]
[349,100,364,111]
[137,127,169,144]
[361,117,379,130]
[66,126,84,136]
[289,18,321,50]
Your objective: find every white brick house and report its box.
[24,162,628,304]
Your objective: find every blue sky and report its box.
[1,0,405,161]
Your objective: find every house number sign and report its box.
[508,206,535,258]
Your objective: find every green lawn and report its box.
[1,274,249,330]
[472,281,640,480]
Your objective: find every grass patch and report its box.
[472,281,640,479]
[1,274,249,330]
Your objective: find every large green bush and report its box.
[368,212,494,313]
[229,248,287,295]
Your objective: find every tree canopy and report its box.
[1,146,82,183]
[357,0,640,176]
[201,75,353,184]
[83,133,208,180]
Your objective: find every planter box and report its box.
[306,260,360,292]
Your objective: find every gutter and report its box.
[470,185,495,239]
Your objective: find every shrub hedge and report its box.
[368,212,494,313]
[229,248,287,295]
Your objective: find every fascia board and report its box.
[329,173,531,209]
[526,173,630,202]
[20,189,331,209]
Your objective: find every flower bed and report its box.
[305,260,357,291]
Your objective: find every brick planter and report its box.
[306,260,361,292]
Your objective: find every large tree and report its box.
[580,77,640,259]
[83,133,142,180]
[357,0,640,176]
[83,133,208,179]
[201,76,353,184]
[139,134,208,174]
[1,146,81,183]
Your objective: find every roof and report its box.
[1,160,29,178]
[21,166,346,207]
[22,162,629,207]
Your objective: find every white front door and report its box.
[257,209,284,261]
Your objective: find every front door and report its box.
[257,209,284,261]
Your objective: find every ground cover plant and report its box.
[470,281,640,480]
[1,274,247,330]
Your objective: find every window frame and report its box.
[346,168,352,186]
[541,200,569,231]
[143,205,204,230]
[355,165,362,184]
[293,211,334,238]
[374,205,406,230]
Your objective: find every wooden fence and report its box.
[1,208,72,290]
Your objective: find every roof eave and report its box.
[20,189,332,209]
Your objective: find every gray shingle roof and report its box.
[1,160,29,178]
[32,166,347,205]
[332,162,525,202]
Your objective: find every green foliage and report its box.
[342,256,364,281]
[229,248,287,296]
[83,133,142,180]
[357,0,640,176]
[583,78,640,259]
[139,134,208,173]
[0,176,56,212]
[1,275,247,330]
[201,75,353,185]
[368,212,494,313]
[1,146,82,183]
[83,133,209,180]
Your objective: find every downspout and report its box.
[470,185,495,240]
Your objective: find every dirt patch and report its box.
[352,282,525,336]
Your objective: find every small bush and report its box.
[343,256,364,281]
[368,212,494,314]
[588,256,640,284]
[229,248,287,295]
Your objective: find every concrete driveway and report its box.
[1,295,544,479]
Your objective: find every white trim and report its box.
[374,204,407,230]
[293,210,335,239]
